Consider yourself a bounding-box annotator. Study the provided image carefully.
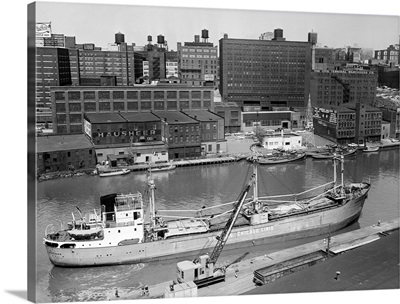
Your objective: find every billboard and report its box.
[84,119,92,139]
[36,22,52,38]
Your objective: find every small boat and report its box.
[98,168,130,177]
[311,148,357,159]
[149,164,176,172]
[363,146,380,153]
[256,152,306,165]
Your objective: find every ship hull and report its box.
[45,189,368,267]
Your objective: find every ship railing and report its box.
[115,193,143,210]
[104,220,136,228]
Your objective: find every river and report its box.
[35,149,399,302]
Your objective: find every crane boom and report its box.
[209,180,253,264]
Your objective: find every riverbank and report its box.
[36,134,398,182]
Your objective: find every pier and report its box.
[107,218,399,300]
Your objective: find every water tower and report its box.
[201,29,209,43]
[115,32,125,44]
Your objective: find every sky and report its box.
[35,0,400,51]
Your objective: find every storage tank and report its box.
[308,32,318,45]
[157,35,165,45]
[147,35,152,43]
[201,29,209,39]
[115,32,125,44]
[274,28,283,40]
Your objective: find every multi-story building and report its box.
[374,44,399,65]
[313,102,382,144]
[65,33,136,86]
[166,50,178,79]
[214,102,242,133]
[313,105,356,144]
[183,110,226,154]
[178,30,218,86]
[36,47,72,109]
[378,107,400,139]
[219,29,312,109]
[314,47,334,70]
[36,133,96,174]
[51,85,214,134]
[310,69,378,107]
[153,111,201,159]
[83,112,167,162]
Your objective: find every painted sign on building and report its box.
[36,22,52,38]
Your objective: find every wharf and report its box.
[108,218,399,300]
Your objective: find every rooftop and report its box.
[183,110,223,121]
[153,111,199,124]
[84,113,126,123]
[121,112,160,122]
[37,134,93,153]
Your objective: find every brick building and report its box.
[379,107,400,139]
[83,112,167,163]
[37,134,96,174]
[214,102,242,133]
[313,102,382,145]
[51,85,214,134]
[36,47,71,109]
[310,69,378,107]
[183,110,226,154]
[178,30,218,86]
[153,111,201,159]
[219,29,312,109]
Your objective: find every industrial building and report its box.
[313,102,382,145]
[214,102,242,133]
[51,84,214,134]
[152,111,202,159]
[310,69,378,107]
[36,133,96,174]
[241,111,301,133]
[379,107,400,139]
[83,112,168,163]
[177,29,218,86]
[219,28,312,109]
[183,110,226,154]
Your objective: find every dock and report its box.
[107,218,399,300]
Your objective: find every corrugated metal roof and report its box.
[37,134,93,153]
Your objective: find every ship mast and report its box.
[147,166,156,230]
[251,156,259,212]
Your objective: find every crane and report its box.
[175,173,254,288]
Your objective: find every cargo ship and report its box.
[44,155,370,267]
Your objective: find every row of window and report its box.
[55,90,212,101]
[55,100,211,114]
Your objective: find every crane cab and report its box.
[177,255,214,283]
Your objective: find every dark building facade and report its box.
[183,110,226,154]
[36,47,72,109]
[313,102,382,144]
[219,30,312,110]
[153,111,201,159]
[379,107,400,139]
[37,134,96,174]
[214,102,242,133]
[310,69,378,107]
